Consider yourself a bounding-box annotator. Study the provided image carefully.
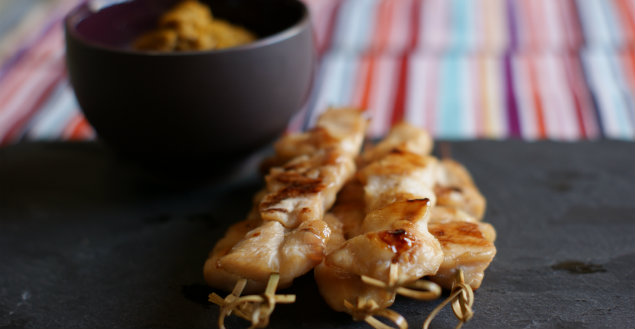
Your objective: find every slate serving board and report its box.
[1,141,633,329]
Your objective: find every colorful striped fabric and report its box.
[0,0,634,144]
[0,0,94,144]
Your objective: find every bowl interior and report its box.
[68,0,307,51]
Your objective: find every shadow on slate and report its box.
[0,140,633,329]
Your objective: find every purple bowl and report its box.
[65,0,315,173]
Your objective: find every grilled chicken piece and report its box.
[203,216,266,293]
[326,199,442,284]
[328,137,443,285]
[277,219,332,284]
[428,221,496,289]
[435,159,486,220]
[259,149,355,229]
[218,220,286,282]
[262,108,368,171]
[206,215,332,293]
[220,219,333,285]
[361,122,433,164]
[315,259,395,314]
[316,195,394,313]
[358,150,438,211]
[204,191,267,292]
[205,109,367,292]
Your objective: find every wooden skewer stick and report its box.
[209,273,296,329]
[361,263,442,301]
[422,269,474,329]
[344,298,408,329]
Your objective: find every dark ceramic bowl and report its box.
[65,0,314,171]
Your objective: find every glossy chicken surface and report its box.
[358,150,439,211]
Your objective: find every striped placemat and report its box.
[0,0,634,145]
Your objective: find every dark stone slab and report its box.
[0,141,633,329]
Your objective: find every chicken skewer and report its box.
[423,158,497,329]
[429,158,496,290]
[315,124,444,329]
[203,109,368,328]
[317,197,443,329]
[318,124,498,329]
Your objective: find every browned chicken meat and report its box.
[204,109,367,293]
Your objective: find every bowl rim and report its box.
[65,0,310,56]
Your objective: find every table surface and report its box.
[0,141,634,329]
